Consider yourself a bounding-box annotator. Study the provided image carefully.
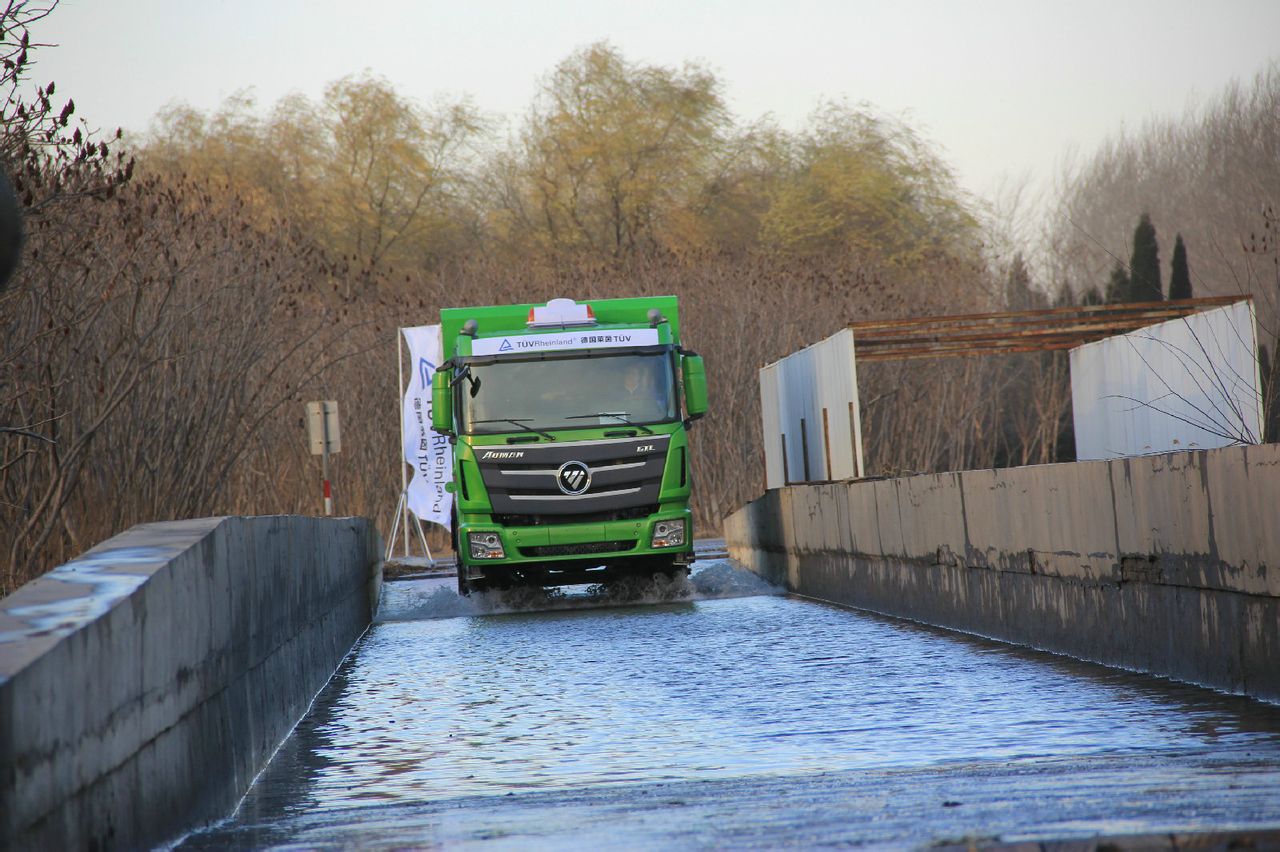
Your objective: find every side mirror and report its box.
[682,354,708,421]
[432,367,454,434]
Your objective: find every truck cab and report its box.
[432,297,708,594]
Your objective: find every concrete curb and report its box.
[725,444,1280,703]
[0,515,382,850]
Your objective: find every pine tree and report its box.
[1169,233,1193,300]
[1128,213,1163,302]
[1261,345,1280,443]
[1104,260,1129,304]
[1004,252,1045,310]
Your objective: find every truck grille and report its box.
[520,540,636,558]
[473,435,670,517]
[492,504,658,527]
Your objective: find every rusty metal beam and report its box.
[857,320,1188,346]
[849,296,1240,333]
[850,296,1250,362]
[855,313,1224,341]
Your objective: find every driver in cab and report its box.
[619,363,666,421]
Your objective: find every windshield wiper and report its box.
[564,412,654,435]
[472,418,557,441]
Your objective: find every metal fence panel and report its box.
[761,328,864,487]
[760,363,784,489]
[1069,301,1262,461]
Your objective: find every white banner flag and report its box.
[401,325,453,528]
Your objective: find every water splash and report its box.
[689,560,785,600]
[376,558,781,623]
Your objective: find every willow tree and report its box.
[142,74,483,288]
[760,103,977,264]
[312,75,482,279]
[143,93,286,220]
[495,42,730,256]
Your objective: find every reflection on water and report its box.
[225,560,1280,827]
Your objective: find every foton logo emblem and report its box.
[482,450,525,460]
[557,461,591,495]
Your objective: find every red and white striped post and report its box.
[320,403,333,516]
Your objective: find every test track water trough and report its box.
[2,444,1279,847]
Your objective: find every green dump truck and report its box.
[432,296,707,595]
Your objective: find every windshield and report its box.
[460,352,678,435]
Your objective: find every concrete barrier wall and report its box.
[725,444,1280,703]
[0,515,382,850]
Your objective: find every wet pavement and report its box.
[183,558,1280,849]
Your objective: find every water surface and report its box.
[191,562,1280,847]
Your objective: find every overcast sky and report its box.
[30,0,1280,207]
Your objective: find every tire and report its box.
[452,507,468,596]
[458,574,490,596]
[449,505,459,561]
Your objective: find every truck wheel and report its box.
[452,507,467,596]
[458,574,490,596]
[450,506,459,561]
[644,554,681,577]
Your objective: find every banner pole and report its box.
[413,514,433,566]
[397,328,411,558]
[385,490,405,561]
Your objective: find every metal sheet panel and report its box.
[1069,301,1262,460]
[760,328,864,487]
[760,363,784,489]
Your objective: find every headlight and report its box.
[468,532,505,560]
[651,519,686,548]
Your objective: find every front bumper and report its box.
[458,509,694,573]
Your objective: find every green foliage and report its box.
[1128,213,1163,302]
[1169,233,1193,299]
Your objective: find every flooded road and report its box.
[186,559,1280,849]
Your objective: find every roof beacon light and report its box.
[527,298,597,328]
